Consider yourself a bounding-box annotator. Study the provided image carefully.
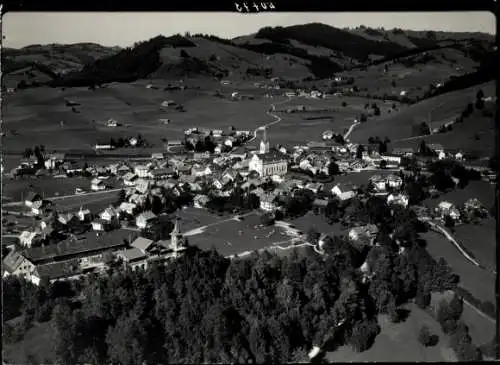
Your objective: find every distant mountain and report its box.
[3,23,494,93]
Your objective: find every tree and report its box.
[342,101,347,107]
[360,113,368,123]
[356,145,364,159]
[260,213,275,226]
[418,325,438,347]
[307,227,320,244]
[328,161,340,176]
[374,106,381,116]
[180,49,190,58]
[443,215,455,228]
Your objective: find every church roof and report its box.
[256,152,287,163]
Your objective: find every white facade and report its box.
[248,154,287,177]
[387,194,409,208]
[331,185,356,201]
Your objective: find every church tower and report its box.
[259,127,270,154]
[170,216,184,256]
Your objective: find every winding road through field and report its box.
[246,96,291,145]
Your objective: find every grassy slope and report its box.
[349,81,495,145]
[325,303,457,362]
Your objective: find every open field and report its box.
[461,302,495,347]
[349,81,495,143]
[453,218,495,271]
[3,318,57,365]
[325,303,457,362]
[422,231,494,304]
[179,209,299,257]
[287,212,344,237]
[2,176,92,202]
[423,180,494,210]
[2,83,273,153]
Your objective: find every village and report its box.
[2,115,494,287]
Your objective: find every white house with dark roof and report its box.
[91,178,106,191]
[119,202,137,215]
[331,183,357,201]
[136,211,157,229]
[3,251,36,281]
[24,192,42,208]
[387,193,409,208]
[123,172,138,186]
[100,207,119,222]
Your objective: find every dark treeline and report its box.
[4,216,461,365]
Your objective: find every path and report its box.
[463,299,495,324]
[343,120,359,142]
[246,97,291,145]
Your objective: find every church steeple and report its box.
[171,216,184,253]
[259,127,270,154]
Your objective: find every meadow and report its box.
[422,231,495,304]
[349,81,495,144]
[325,303,457,362]
[2,82,272,153]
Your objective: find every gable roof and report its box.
[131,237,154,253]
[118,248,147,262]
[35,259,82,280]
[3,251,29,273]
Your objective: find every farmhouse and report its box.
[428,144,445,154]
[100,207,119,222]
[94,142,114,150]
[331,183,357,201]
[194,195,210,208]
[24,192,42,208]
[387,193,409,208]
[349,224,379,246]
[3,251,36,281]
[386,174,403,189]
[134,165,151,178]
[123,172,139,186]
[91,178,106,191]
[78,207,91,222]
[136,211,157,229]
[392,147,414,157]
[369,175,387,192]
[436,201,461,220]
[380,154,402,165]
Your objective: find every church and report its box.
[248,128,288,177]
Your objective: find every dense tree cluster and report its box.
[206,188,260,214]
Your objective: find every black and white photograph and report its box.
[1,10,497,364]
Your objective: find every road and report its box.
[2,188,122,207]
[246,97,291,145]
[183,211,256,237]
[343,120,360,142]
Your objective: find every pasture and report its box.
[453,218,495,272]
[2,83,272,153]
[325,303,457,362]
[349,81,495,143]
[461,303,495,347]
[423,180,494,210]
[287,211,344,237]
[2,176,92,202]
[422,231,495,304]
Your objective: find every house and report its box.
[91,178,106,191]
[94,142,114,150]
[123,172,139,186]
[192,166,213,177]
[129,137,139,147]
[150,168,175,180]
[248,152,288,177]
[24,192,42,208]
[464,198,484,212]
[118,202,137,215]
[161,100,177,107]
[91,220,106,231]
[194,195,210,208]
[428,144,445,155]
[116,164,131,176]
[78,207,91,222]
[193,151,211,160]
[136,211,157,229]
[392,147,414,157]
[134,165,151,178]
[131,236,155,254]
[260,193,278,211]
[312,198,329,214]
[151,152,164,160]
[436,201,460,220]
[331,183,357,201]
[106,119,118,127]
[31,200,46,215]
[454,151,464,160]
[3,251,36,281]
[369,175,387,192]
[58,213,77,225]
[167,140,183,148]
[100,207,119,222]
[19,230,39,247]
[212,129,224,137]
[380,154,402,165]
[386,174,403,189]
[224,138,234,148]
[349,224,379,246]
[305,182,323,194]
[387,193,409,208]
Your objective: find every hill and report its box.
[4,24,494,94]
[2,43,120,88]
[349,81,495,150]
